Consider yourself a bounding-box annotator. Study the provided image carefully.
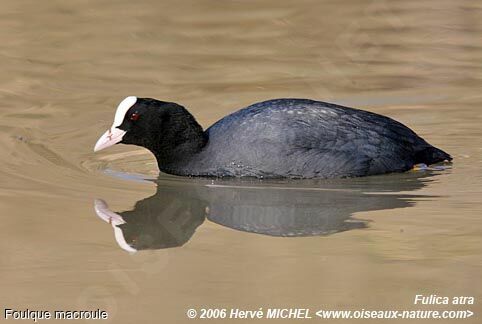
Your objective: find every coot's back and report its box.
[196,99,450,178]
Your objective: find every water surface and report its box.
[1,0,481,323]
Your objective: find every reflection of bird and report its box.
[94,172,435,251]
[205,172,433,236]
[94,97,451,179]
[95,184,207,252]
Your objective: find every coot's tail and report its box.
[415,145,452,165]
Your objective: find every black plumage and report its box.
[112,98,451,178]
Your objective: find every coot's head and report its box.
[94,97,206,159]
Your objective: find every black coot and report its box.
[94,97,451,178]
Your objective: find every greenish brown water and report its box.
[0,0,481,323]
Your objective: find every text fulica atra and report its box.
[94,97,451,178]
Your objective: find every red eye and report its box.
[130,112,140,121]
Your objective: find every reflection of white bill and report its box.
[94,199,137,253]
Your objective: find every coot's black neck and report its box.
[145,107,208,174]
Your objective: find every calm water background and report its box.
[1,0,481,323]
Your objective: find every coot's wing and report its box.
[284,102,422,177]
[204,99,425,178]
